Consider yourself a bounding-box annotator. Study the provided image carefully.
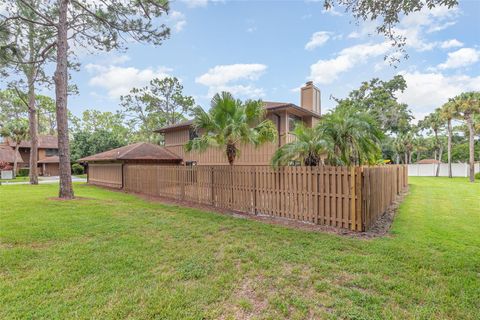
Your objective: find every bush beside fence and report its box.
[102,164,408,231]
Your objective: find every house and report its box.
[155,81,322,165]
[0,135,60,176]
[0,145,24,167]
[79,142,182,188]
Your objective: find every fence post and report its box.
[357,167,363,231]
[350,166,356,231]
[252,166,257,215]
[211,166,215,206]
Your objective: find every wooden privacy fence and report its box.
[117,164,408,231]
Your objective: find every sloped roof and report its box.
[38,156,59,164]
[416,159,442,164]
[0,146,24,163]
[7,135,58,149]
[78,142,182,162]
[155,101,321,133]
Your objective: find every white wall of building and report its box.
[408,163,480,177]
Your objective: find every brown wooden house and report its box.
[155,81,322,165]
[79,142,182,188]
[2,135,60,175]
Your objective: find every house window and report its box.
[45,148,58,157]
[189,128,198,140]
[288,115,302,132]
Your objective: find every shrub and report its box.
[475,172,480,180]
[72,163,84,175]
[17,169,29,177]
[0,161,13,171]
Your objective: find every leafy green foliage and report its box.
[334,75,412,135]
[71,163,84,175]
[186,92,277,165]
[17,168,29,177]
[120,77,195,142]
[272,123,330,167]
[71,130,126,162]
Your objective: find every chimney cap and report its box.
[305,81,313,86]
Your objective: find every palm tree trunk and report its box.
[404,152,408,165]
[467,117,475,182]
[447,119,452,178]
[436,146,443,177]
[54,0,74,199]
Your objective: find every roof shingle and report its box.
[78,142,182,162]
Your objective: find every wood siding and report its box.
[118,164,408,231]
[163,110,319,165]
[88,163,123,189]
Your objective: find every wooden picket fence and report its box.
[115,164,408,231]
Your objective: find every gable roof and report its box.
[155,101,321,133]
[7,135,58,149]
[0,146,24,163]
[78,142,182,162]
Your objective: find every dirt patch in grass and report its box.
[46,196,94,201]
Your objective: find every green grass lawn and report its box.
[0,178,479,319]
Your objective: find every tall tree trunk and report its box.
[13,145,19,178]
[27,70,39,185]
[447,119,452,178]
[54,0,74,199]
[467,116,475,182]
[436,146,443,177]
[408,152,412,164]
[404,152,408,165]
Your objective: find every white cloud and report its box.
[440,39,464,49]
[397,71,480,118]
[309,42,391,84]
[181,0,208,8]
[437,48,480,70]
[180,0,223,8]
[169,10,187,32]
[86,64,172,98]
[305,31,332,50]
[195,63,267,98]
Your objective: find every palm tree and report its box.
[439,100,456,178]
[319,106,383,166]
[0,119,29,178]
[452,92,480,182]
[185,92,277,165]
[420,111,445,177]
[271,123,331,167]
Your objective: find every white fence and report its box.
[408,163,480,177]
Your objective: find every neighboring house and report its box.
[416,159,442,164]
[155,81,322,165]
[0,135,60,175]
[0,145,24,167]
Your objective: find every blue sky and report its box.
[67,0,479,121]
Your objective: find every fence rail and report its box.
[92,164,409,231]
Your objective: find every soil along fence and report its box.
[116,164,408,231]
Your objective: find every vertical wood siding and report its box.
[88,163,123,189]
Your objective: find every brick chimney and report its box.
[300,81,321,114]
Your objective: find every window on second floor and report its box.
[288,115,302,132]
[45,148,58,157]
[189,128,198,140]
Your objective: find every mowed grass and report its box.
[0,178,479,319]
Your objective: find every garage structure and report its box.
[79,142,182,189]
